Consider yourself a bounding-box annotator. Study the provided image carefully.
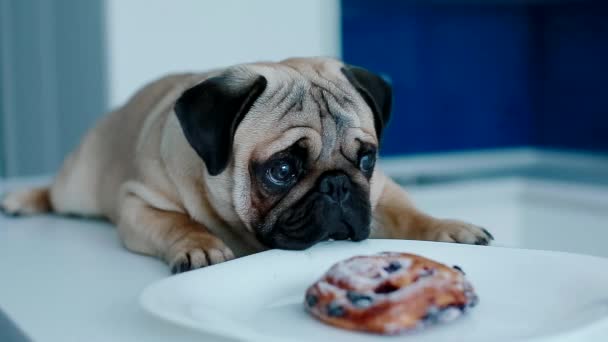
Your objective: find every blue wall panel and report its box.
[342,0,608,155]
[535,2,608,151]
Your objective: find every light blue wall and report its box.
[0,0,107,177]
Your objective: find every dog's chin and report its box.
[259,230,328,250]
[256,215,371,250]
[259,231,369,251]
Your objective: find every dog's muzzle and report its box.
[259,171,371,250]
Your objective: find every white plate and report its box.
[140,240,608,342]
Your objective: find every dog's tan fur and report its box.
[1,57,491,271]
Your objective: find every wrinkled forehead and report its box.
[235,62,377,162]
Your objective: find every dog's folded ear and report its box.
[174,71,267,175]
[341,65,393,142]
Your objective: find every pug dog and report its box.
[1,57,493,273]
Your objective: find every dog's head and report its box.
[174,57,392,250]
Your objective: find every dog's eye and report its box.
[359,153,376,174]
[266,159,298,186]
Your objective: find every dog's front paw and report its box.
[425,219,494,246]
[167,232,235,274]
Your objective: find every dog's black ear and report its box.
[341,65,393,141]
[174,73,267,175]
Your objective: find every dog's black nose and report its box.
[318,172,351,204]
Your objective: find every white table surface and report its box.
[0,177,213,342]
[2,176,607,341]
